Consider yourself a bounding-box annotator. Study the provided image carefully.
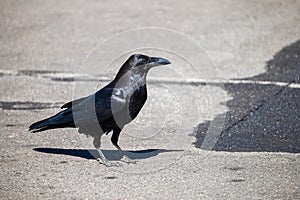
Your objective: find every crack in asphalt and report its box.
[222,80,293,134]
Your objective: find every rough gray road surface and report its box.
[1,0,300,199]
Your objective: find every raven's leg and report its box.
[111,128,136,164]
[93,135,120,167]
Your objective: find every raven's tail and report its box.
[29,111,75,133]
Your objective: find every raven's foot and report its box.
[121,156,137,164]
[96,158,121,167]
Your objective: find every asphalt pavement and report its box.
[0,0,299,199]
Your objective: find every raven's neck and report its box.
[113,70,148,89]
[114,60,132,81]
[130,72,147,89]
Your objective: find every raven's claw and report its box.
[121,156,137,164]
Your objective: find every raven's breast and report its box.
[128,85,147,120]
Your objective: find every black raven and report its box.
[29,54,171,166]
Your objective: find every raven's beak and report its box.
[150,57,171,65]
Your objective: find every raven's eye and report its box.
[138,58,146,65]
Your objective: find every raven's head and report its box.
[129,54,171,73]
[128,54,171,73]
[115,54,171,81]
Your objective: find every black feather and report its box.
[60,96,87,109]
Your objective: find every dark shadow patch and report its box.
[33,147,183,161]
[128,149,161,153]
[50,77,107,83]
[0,70,62,78]
[194,40,300,153]
[18,70,62,76]
[0,101,64,110]
[224,166,245,171]
[50,77,76,82]
[231,179,245,183]
[6,124,19,127]
[104,176,117,179]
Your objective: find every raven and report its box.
[29,54,171,166]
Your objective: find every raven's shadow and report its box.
[33,148,183,161]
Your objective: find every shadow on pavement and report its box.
[194,40,300,153]
[33,147,183,161]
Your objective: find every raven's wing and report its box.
[60,97,87,109]
[70,87,127,126]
